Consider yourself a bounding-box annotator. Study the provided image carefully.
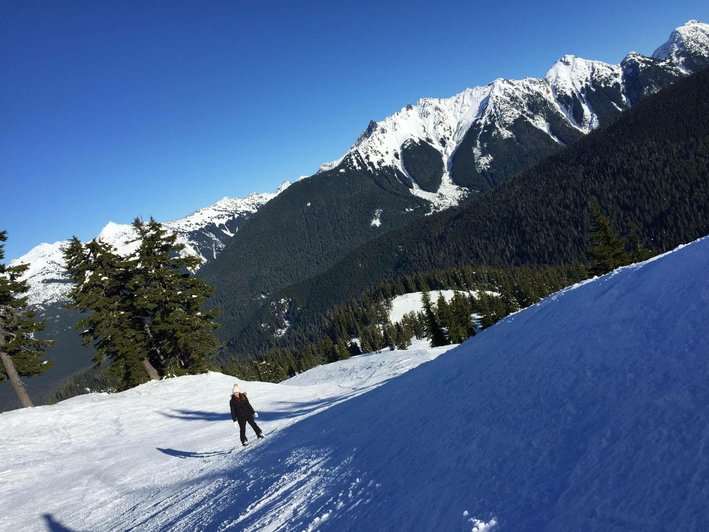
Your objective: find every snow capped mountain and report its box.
[12,21,707,309]
[652,19,709,72]
[2,234,707,530]
[11,184,288,307]
[330,20,708,205]
[544,55,623,132]
[167,186,290,236]
[163,184,290,264]
[9,242,73,307]
[343,86,489,209]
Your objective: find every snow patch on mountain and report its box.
[388,289,499,324]
[370,209,383,227]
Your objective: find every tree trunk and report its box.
[141,323,161,381]
[0,335,34,408]
[142,358,160,381]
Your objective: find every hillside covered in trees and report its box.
[232,68,709,354]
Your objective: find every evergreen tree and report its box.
[588,200,629,276]
[334,339,351,361]
[129,218,220,376]
[435,292,453,336]
[422,291,447,347]
[64,219,220,391]
[448,291,475,343]
[393,322,412,350]
[0,231,53,408]
[382,324,396,351]
[625,218,653,264]
[64,236,157,389]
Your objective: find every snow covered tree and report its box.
[0,231,53,408]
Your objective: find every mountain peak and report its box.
[652,20,709,72]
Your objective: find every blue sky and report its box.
[2,0,707,261]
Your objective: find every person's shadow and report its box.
[160,409,231,421]
[157,447,230,459]
[42,514,75,531]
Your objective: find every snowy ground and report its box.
[388,289,496,324]
[0,342,455,531]
[2,236,709,531]
[389,290,457,323]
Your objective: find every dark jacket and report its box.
[230,394,255,422]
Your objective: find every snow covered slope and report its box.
[0,342,456,531]
[10,185,288,308]
[1,235,707,530]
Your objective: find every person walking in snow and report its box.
[230,384,264,446]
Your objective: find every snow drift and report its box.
[1,236,708,531]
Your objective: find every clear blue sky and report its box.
[2,0,707,261]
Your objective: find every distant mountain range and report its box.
[3,20,708,410]
[322,20,708,194]
[16,21,709,311]
[267,66,709,348]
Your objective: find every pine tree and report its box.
[448,291,475,343]
[382,324,396,351]
[129,218,220,376]
[422,291,447,347]
[64,236,155,389]
[588,200,629,276]
[334,339,351,361]
[625,218,653,264]
[64,219,220,391]
[0,231,53,408]
[435,292,453,335]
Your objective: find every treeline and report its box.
[220,261,589,382]
[220,199,655,383]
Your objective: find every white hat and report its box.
[232,384,240,394]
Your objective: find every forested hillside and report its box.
[242,68,709,352]
[200,24,709,356]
